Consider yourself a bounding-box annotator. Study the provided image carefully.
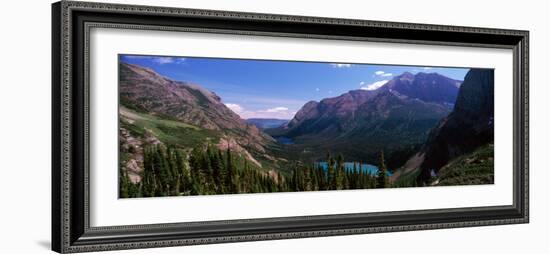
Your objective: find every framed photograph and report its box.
[52,1,529,253]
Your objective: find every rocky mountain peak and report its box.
[381,71,462,105]
[119,62,273,153]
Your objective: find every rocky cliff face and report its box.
[119,62,273,153]
[280,89,381,138]
[406,69,494,183]
[384,72,461,105]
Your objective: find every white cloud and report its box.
[224,103,295,119]
[330,63,352,68]
[315,88,320,92]
[123,55,146,59]
[152,57,174,64]
[225,103,244,113]
[423,67,433,70]
[360,80,389,91]
[264,107,289,113]
[123,55,185,65]
[152,57,187,65]
[374,70,393,77]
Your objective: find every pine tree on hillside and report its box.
[141,146,157,197]
[189,147,207,195]
[216,149,226,194]
[376,150,388,188]
[326,152,336,190]
[225,147,238,194]
[119,166,130,198]
[335,154,345,190]
[174,149,190,195]
[210,147,223,193]
[201,146,214,193]
[303,166,312,191]
[242,159,251,192]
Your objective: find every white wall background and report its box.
[0,0,546,253]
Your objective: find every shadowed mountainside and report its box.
[392,69,494,184]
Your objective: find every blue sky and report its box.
[120,54,469,120]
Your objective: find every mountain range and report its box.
[246,118,289,130]
[267,72,462,167]
[119,61,492,187]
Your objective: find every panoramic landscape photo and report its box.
[118,54,495,198]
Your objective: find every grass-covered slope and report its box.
[391,143,494,187]
[432,143,494,186]
[120,106,220,148]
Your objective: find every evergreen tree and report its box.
[201,146,214,193]
[335,154,345,190]
[210,148,223,193]
[326,152,336,190]
[166,147,179,195]
[242,159,250,192]
[128,181,141,197]
[133,141,401,197]
[174,149,190,195]
[376,150,389,188]
[189,147,205,194]
[141,146,157,197]
[225,147,238,193]
[119,167,130,198]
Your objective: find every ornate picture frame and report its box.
[52,1,529,253]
